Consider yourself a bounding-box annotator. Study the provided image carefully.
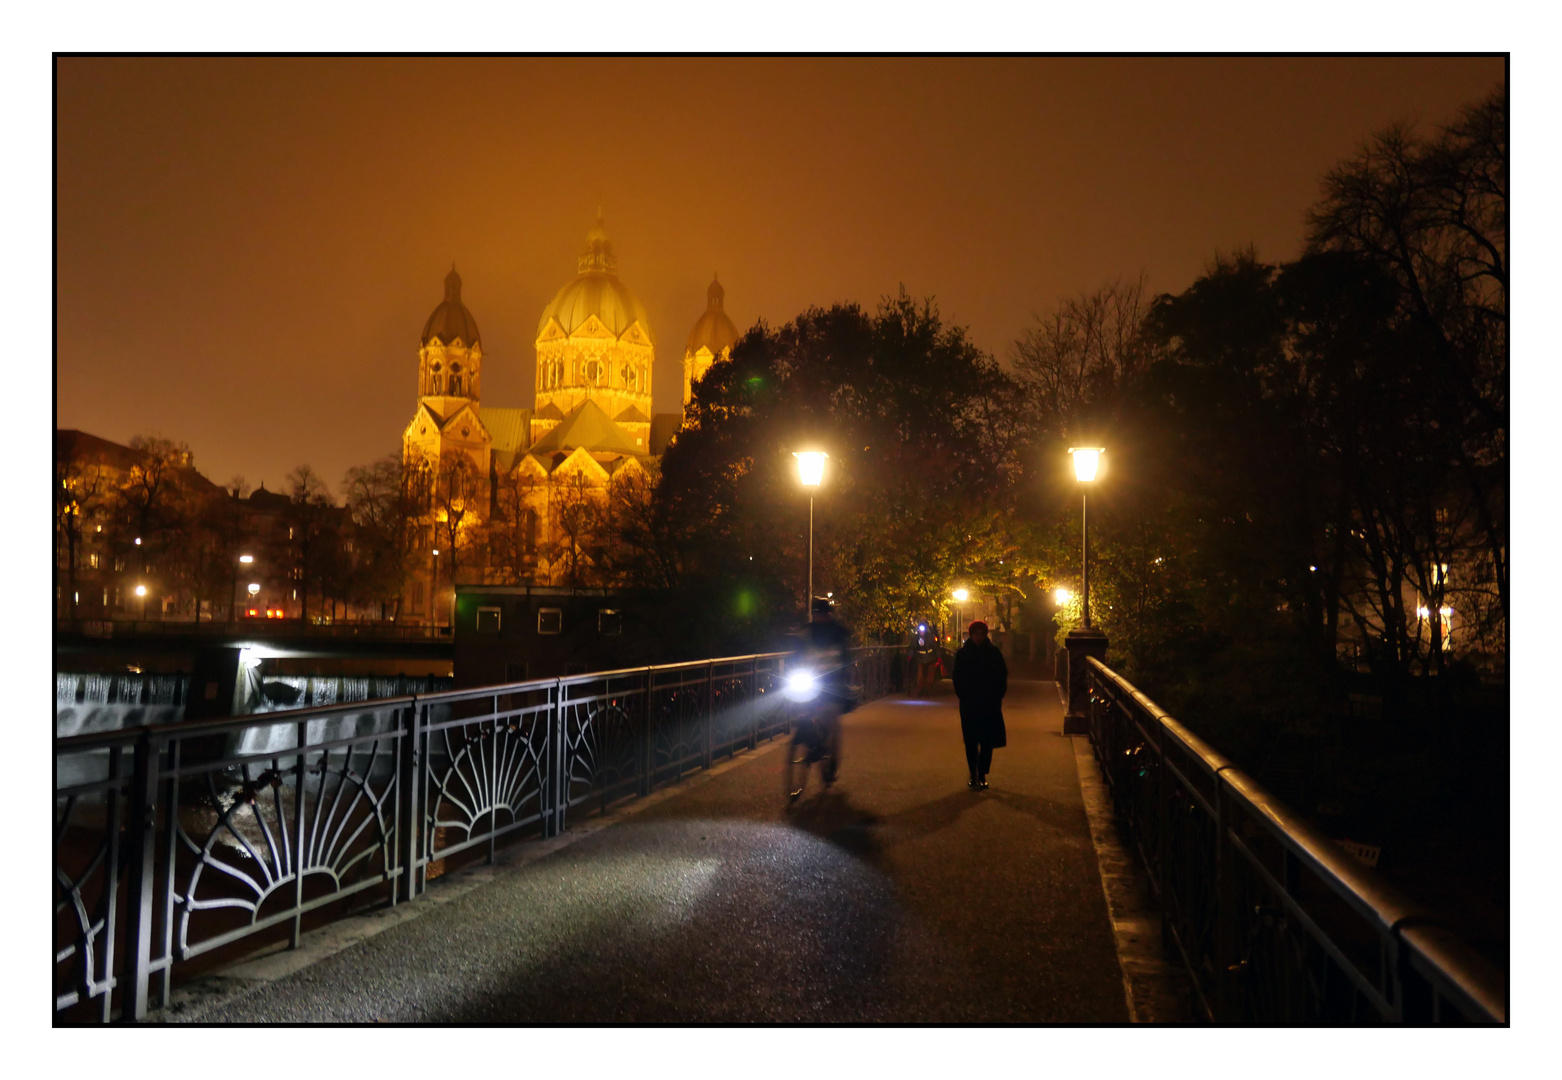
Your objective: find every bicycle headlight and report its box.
[785,670,819,702]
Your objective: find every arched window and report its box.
[620,362,639,392]
[583,359,604,385]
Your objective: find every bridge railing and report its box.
[1081,656,1506,1024]
[54,645,903,1023]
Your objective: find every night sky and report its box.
[56,56,1505,493]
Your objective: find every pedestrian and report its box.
[952,620,1007,789]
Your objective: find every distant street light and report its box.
[239,554,254,564]
[1054,587,1073,606]
[135,583,147,622]
[793,451,828,619]
[952,587,969,640]
[248,583,261,596]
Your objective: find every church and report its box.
[401,216,739,608]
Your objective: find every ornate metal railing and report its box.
[54,646,902,1023]
[1080,656,1506,1024]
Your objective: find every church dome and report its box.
[685,273,739,356]
[422,268,481,346]
[536,217,655,344]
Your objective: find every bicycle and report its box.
[784,702,840,802]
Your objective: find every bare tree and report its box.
[483,468,542,586]
[283,465,337,621]
[1010,275,1151,434]
[343,455,420,620]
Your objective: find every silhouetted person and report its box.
[952,620,1007,789]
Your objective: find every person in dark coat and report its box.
[952,620,1007,789]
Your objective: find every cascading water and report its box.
[56,672,188,737]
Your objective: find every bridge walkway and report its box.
[165,679,1132,1023]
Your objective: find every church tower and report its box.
[532,215,656,452]
[403,267,492,479]
[682,273,739,409]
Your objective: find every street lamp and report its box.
[793,451,828,619]
[1054,587,1074,606]
[135,583,147,622]
[430,547,440,629]
[1062,446,1107,734]
[1068,447,1104,628]
[952,587,969,640]
[231,554,256,623]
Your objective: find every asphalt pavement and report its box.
[171,678,1130,1023]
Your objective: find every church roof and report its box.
[527,398,642,457]
[422,268,482,346]
[615,405,651,424]
[685,273,739,357]
[536,217,654,344]
[482,407,533,455]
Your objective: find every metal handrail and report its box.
[1081,655,1506,1024]
[54,644,905,1023]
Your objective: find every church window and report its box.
[450,362,460,372]
[621,362,640,391]
[583,359,604,385]
[90,553,99,569]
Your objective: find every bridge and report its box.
[53,650,1505,1024]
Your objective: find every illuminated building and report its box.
[401,215,732,606]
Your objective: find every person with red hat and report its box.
[951,620,1007,789]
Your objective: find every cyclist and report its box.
[911,619,940,695]
[785,597,854,800]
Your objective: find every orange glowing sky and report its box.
[55,57,1505,492]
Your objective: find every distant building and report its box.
[400,215,740,615]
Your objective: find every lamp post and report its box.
[952,587,969,642]
[793,452,827,618]
[135,583,147,623]
[1062,447,1108,734]
[430,547,440,631]
[231,553,254,623]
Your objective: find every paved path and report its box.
[173,679,1130,1023]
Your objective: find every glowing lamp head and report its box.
[1416,606,1430,619]
[1054,587,1073,606]
[432,548,440,556]
[247,583,261,596]
[134,537,142,546]
[1069,447,1104,482]
[1439,606,1453,618]
[952,588,969,603]
[239,554,254,564]
[134,585,147,598]
[793,451,828,488]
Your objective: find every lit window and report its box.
[89,553,99,569]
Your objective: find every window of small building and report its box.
[476,606,502,634]
[504,661,528,682]
[537,607,563,635]
[598,609,622,636]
